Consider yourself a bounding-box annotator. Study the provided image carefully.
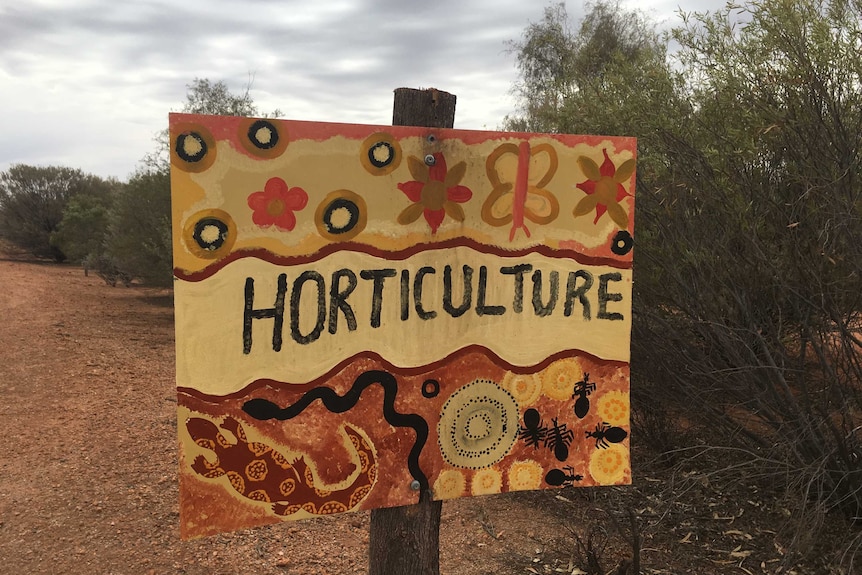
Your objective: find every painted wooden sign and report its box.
[170,113,635,539]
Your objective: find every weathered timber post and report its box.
[367,87,455,575]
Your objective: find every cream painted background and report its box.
[175,248,631,395]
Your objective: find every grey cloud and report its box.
[0,0,728,179]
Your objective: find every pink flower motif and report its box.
[397,153,472,234]
[247,177,308,231]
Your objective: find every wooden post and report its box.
[391,88,457,129]
[367,87,455,575]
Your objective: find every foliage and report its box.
[50,183,118,264]
[182,77,262,116]
[0,165,115,262]
[104,168,173,286]
[504,1,673,135]
[509,0,862,565]
[653,0,862,527]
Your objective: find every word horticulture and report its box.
[242,262,625,352]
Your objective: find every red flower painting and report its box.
[574,148,634,229]
[397,153,472,234]
[248,177,308,231]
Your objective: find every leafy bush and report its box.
[50,185,117,264]
[509,0,862,564]
[0,165,114,262]
[103,168,173,286]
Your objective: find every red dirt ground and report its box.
[0,246,853,574]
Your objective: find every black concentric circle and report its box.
[247,120,279,150]
[192,217,229,252]
[175,132,207,163]
[611,230,633,255]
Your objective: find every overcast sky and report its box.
[0,0,721,181]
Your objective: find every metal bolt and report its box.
[426,134,437,144]
[424,154,436,166]
[409,480,421,491]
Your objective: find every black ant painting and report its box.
[545,465,583,487]
[544,417,575,461]
[586,422,628,449]
[571,372,596,419]
[517,408,548,449]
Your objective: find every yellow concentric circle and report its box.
[433,469,466,500]
[314,189,368,242]
[588,443,629,485]
[507,459,543,492]
[471,468,503,495]
[500,372,542,406]
[541,358,583,401]
[596,390,629,426]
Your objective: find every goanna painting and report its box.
[170,113,635,539]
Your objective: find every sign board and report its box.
[170,113,635,539]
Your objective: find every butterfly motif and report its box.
[482,142,560,241]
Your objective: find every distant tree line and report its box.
[0,78,273,286]
[507,0,862,566]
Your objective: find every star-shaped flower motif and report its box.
[574,149,634,229]
[397,153,472,234]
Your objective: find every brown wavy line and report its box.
[176,345,629,402]
[174,238,631,282]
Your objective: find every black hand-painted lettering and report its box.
[442,265,473,318]
[598,272,624,321]
[531,270,559,317]
[565,270,593,320]
[290,271,326,344]
[400,269,410,321]
[360,268,397,328]
[476,266,505,316]
[500,264,532,313]
[243,274,287,354]
[328,269,357,334]
[413,266,437,320]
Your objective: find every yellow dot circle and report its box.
[501,372,542,406]
[433,469,466,500]
[596,390,629,426]
[588,444,629,485]
[541,358,583,401]
[507,460,543,492]
[471,468,503,495]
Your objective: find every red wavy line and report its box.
[174,238,631,282]
[176,345,629,401]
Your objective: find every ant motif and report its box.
[572,372,596,419]
[517,408,548,449]
[545,465,583,487]
[544,417,575,461]
[586,422,628,449]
